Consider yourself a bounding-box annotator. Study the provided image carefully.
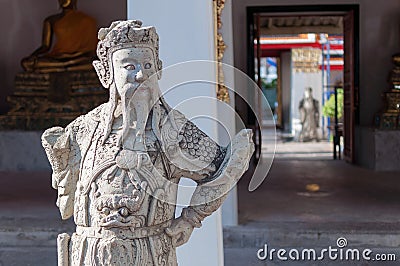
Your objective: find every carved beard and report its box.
[101,78,175,147]
[119,80,159,150]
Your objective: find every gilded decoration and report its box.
[213,0,230,103]
[292,48,321,73]
[374,53,400,129]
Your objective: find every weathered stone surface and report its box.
[374,130,400,171]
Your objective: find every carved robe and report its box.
[299,97,319,142]
[42,101,228,266]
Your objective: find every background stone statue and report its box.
[21,0,97,73]
[298,87,319,142]
[41,20,254,265]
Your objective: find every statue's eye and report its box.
[101,207,110,215]
[124,64,136,70]
[119,207,129,217]
[144,63,152,69]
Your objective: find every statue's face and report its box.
[304,89,311,98]
[112,47,157,98]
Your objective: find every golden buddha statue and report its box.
[21,0,98,73]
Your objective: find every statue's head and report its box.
[94,20,169,144]
[304,87,313,98]
[93,20,163,91]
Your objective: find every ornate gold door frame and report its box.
[213,0,230,103]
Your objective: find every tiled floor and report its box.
[224,135,400,265]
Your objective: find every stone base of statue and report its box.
[389,53,400,90]
[0,70,108,130]
[374,53,400,130]
[374,90,400,130]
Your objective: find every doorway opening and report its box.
[247,5,359,162]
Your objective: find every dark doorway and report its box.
[246,5,359,162]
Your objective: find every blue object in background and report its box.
[266,57,277,67]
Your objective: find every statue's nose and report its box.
[135,70,145,82]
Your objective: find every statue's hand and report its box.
[232,129,254,154]
[227,129,255,179]
[165,217,194,247]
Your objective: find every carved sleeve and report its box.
[172,120,227,182]
[172,120,254,228]
[41,118,82,220]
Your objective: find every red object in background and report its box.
[257,35,344,70]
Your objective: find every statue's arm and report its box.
[314,99,320,127]
[30,17,54,57]
[179,128,254,228]
[299,99,306,123]
[165,119,253,247]
[41,121,81,219]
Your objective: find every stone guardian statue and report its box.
[299,87,320,142]
[41,20,254,265]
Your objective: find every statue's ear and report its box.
[157,59,163,80]
[93,60,110,88]
[157,69,162,80]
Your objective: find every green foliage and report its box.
[322,88,344,119]
[261,78,277,90]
